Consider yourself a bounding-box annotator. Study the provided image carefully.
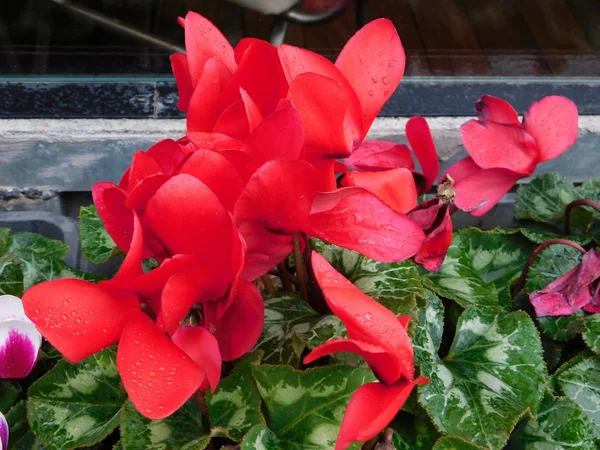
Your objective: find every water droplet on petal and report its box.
[368,90,374,97]
[371,74,378,83]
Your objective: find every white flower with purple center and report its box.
[0,411,7,450]
[0,295,42,378]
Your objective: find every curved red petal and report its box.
[476,95,520,125]
[176,149,244,211]
[309,188,425,262]
[161,266,230,336]
[172,325,222,393]
[287,72,353,157]
[411,205,453,272]
[92,182,134,253]
[111,213,144,282]
[523,95,579,163]
[346,140,415,172]
[340,168,418,214]
[460,120,537,175]
[23,279,139,363]
[145,139,187,175]
[212,100,251,141]
[125,174,169,213]
[218,149,258,185]
[144,174,233,258]
[187,58,232,133]
[335,18,405,133]
[117,312,204,419]
[182,11,236,82]
[240,87,263,132]
[335,378,428,450]
[205,282,264,361]
[406,117,439,191]
[242,101,304,165]
[170,53,193,112]
[453,167,521,217]
[442,156,480,184]
[127,152,163,191]
[234,160,316,235]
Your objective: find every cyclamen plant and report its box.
[0,10,598,450]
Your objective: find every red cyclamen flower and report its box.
[531,248,600,316]
[304,253,428,449]
[445,95,578,216]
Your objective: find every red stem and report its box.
[511,239,586,298]
[565,198,600,234]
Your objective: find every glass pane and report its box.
[1,0,599,77]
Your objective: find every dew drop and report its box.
[71,311,77,317]
[102,328,108,333]
[371,74,378,83]
[135,362,141,367]
[61,314,67,321]
[368,90,374,97]
[63,300,69,306]
[388,62,395,68]
[34,308,40,314]
[298,64,304,70]
[150,372,156,377]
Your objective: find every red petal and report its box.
[340,168,418,214]
[205,282,264,361]
[240,88,263,132]
[346,140,415,172]
[160,267,230,335]
[144,174,233,258]
[335,18,405,133]
[176,149,244,211]
[442,156,480,184]
[185,132,244,152]
[309,188,425,262]
[309,156,338,192]
[406,117,439,191]
[411,206,453,272]
[451,166,521,217]
[242,101,304,165]
[172,326,222,393]
[523,95,579,163]
[475,95,520,124]
[117,312,204,419]
[182,11,236,82]
[23,279,139,363]
[237,221,293,281]
[310,253,415,383]
[170,53,193,112]
[145,139,187,175]
[92,182,133,253]
[112,213,144,282]
[187,58,232,133]
[397,316,411,329]
[460,120,537,175]
[127,152,163,190]
[234,160,316,235]
[218,149,258,185]
[335,378,428,450]
[211,100,251,141]
[287,73,353,157]
[125,174,169,213]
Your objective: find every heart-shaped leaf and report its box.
[414,299,546,449]
[6,400,48,450]
[27,348,126,450]
[240,424,280,449]
[79,206,121,264]
[514,173,579,223]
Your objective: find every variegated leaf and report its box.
[423,229,528,310]
[392,413,440,449]
[79,206,121,264]
[0,380,21,413]
[415,303,546,450]
[240,424,280,449]
[120,399,210,450]
[582,314,600,355]
[431,436,483,449]
[27,349,125,450]
[557,357,600,437]
[509,393,595,449]
[206,373,264,441]
[6,400,48,450]
[514,173,579,223]
[254,294,318,366]
[251,365,374,449]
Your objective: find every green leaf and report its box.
[6,401,48,450]
[423,229,528,310]
[525,243,582,293]
[314,239,423,318]
[558,357,600,437]
[0,380,21,413]
[113,443,123,450]
[8,233,69,260]
[0,255,24,296]
[582,314,600,355]
[391,413,440,450]
[239,424,280,450]
[251,364,375,449]
[0,228,11,254]
[231,351,263,376]
[518,226,591,246]
[510,393,596,449]
[120,399,210,450]
[415,305,546,450]
[514,173,579,222]
[79,206,121,264]
[431,436,483,449]
[538,312,585,342]
[254,293,318,366]
[27,348,126,450]
[206,373,264,441]
[548,351,593,395]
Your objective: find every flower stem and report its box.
[511,238,586,298]
[277,262,294,292]
[261,274,275,294]
[293,234,308,301]
[300,232,329,314]
[565,198,600,234]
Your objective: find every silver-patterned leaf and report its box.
[415,305,546,450]
[582,314,600,355]
[558,357,600,437]
[240,424,280,450]
[206,373,264,441]
[79,206,121,264]
[27,349,126,450]
[431,436,483,449]
[514,173,579,222]
[251,364,374,449]
[120,399,210,450]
